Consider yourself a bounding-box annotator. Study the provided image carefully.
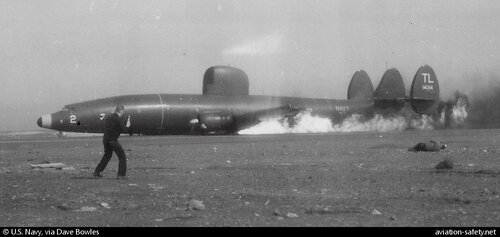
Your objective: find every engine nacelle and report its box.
[198,111,236,134]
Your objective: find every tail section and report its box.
[410,65,439,114]
[345,66,439,115]
[347,70,374,100]
[373,68,406,111]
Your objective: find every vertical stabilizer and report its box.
[410,65,439,114]
[373,68,406,111]
[347,70,374,100]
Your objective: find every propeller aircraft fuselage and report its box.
[37,65,440,135]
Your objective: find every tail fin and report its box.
[347,70,374,100]
[373,68,406,111]
[410,65,439,114]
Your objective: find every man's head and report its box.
[115,105,125,117]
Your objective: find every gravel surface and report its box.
[1,129,499,227]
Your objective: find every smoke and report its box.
[222,31,286,56]
[238,110,449,135]
[409,114,436,131]
[236,71,500,134]
[440,72,500,129]
[332,114,407,132]
[237,96,473,135]
[238,112,335,134]
[450,97,468,125]
[461,84,500,128]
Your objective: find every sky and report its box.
[1,0,500,132]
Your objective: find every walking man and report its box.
[94,105,128,179]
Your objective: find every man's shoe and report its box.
[93,172,103,178]
[116,176,128,180]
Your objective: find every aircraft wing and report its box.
[234,104,303,131]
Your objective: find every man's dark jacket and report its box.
[103,113,125,142]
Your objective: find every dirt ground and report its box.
[0,129,499,227]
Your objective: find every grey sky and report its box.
[1,0,499,132]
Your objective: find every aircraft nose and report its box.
[37,117,42,127]
[37,114,52,129]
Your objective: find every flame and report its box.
[451,97,468,125]
[238,112,335,134]
[332,114,408,132]
[238,95,472,135]
[238,111,443,135]
[410,114,436,130]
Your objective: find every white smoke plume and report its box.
[222,31,285,56]
[238,106,468,135]
[334,114,411,132]
[409,114,436,131]
[238,112,408,135]
[451,97,468,125]
[238,112,334,134]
